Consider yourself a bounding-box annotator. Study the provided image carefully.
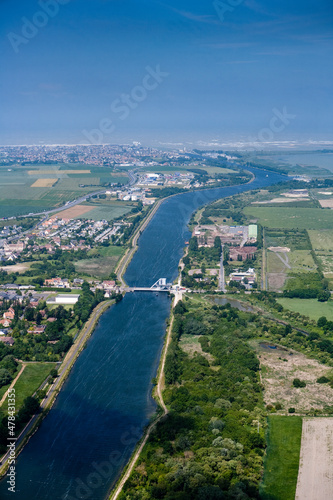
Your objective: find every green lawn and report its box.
[277,298,333,321]
[244,207,333,229]
[75,245,124,278]
[261,416,302,500]
[2,363,55,412]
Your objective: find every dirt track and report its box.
[295,418,333,500]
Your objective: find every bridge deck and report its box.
[128,287,170,292]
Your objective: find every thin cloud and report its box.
[204,42,256,49]
[166,6,220,25]
[224,60,259,64]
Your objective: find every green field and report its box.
[289,250,316,272]
[1,363,55,413]
[308,229,333,252]
[267,251,287,274]
[261,416,302,500]
[0,163,128,217]
[244,207,333,229]
[75,245,124,278]
[77,202,133,221]
[267,250,315,287]
[308,230,333,275]
[277,298,333,321]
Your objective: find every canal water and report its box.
[0,168,286,500]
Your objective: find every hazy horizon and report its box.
[1,0,332,145]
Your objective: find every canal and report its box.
[0,168,286,499]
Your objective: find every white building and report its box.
[47,294,80,305]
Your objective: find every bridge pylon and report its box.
[150,278,167,289]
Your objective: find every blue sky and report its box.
[0,0,332,145]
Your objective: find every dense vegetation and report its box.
[283,272,329,299]
[121,299,267,500]
[0,284,120,362]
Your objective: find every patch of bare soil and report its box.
[295,418,333,500]
[319,199,333,208]
[268,272,287,291]
[180,336,215,365]
[0,262,31,274]
[56,204,94,219]
[252,341,333,413]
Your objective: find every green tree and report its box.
[0,369,12,388]
[318,316,327,328]
[318,291,330,302]
[189,237,198,253]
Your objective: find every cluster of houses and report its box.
[0,306,15,328]
[0,241,25,262]
[0,292,61,346]
[43,277,118,295]
[37,217,110,244]
[44,277,71,288]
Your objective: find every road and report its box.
[219,246,226,292]
[0,300,112,472]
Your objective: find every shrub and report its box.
[50,368,58,378]
[317,376,330,384]
[293,378,306,388]
[288,407,296,413]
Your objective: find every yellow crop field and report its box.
[31,178,58,187]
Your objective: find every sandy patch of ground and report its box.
[254,198,309,204]
[268,272,287,292]
[252,341,333,413]
[180,335,215,365]
[31,178,58,187]
[282,191,309,198]
[268,246,291,253]
[56,204,94,219]
[295,418,333,500]
[0,262,31,273]
[188,269,202,276]
[319,199,333,208]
